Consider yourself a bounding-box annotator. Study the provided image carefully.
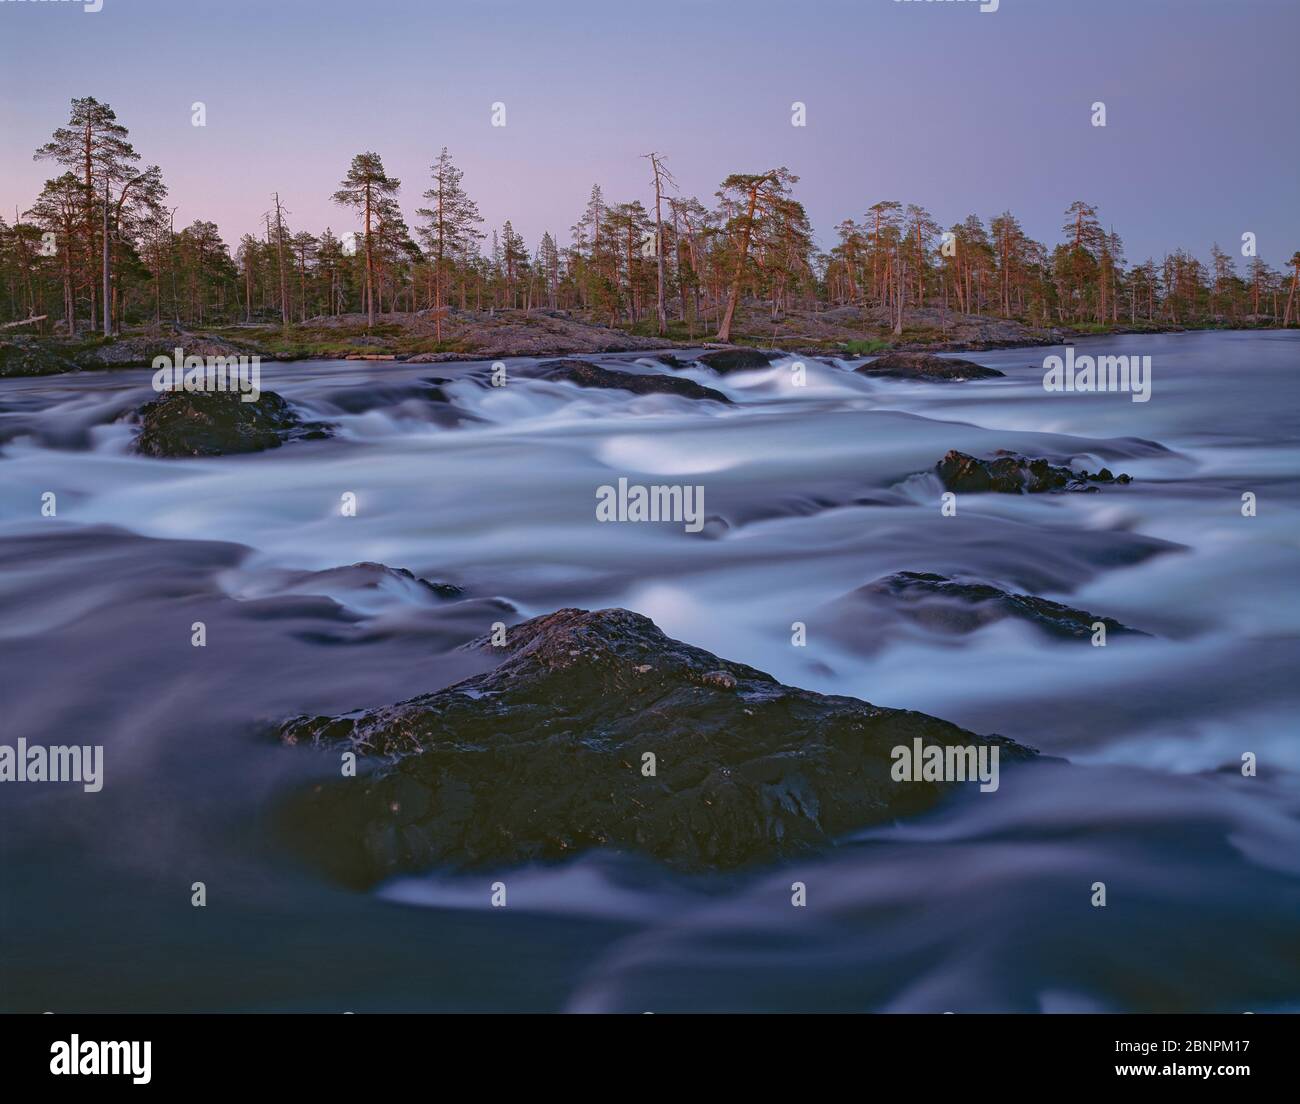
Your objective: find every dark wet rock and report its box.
[856,351,1004,381]
[277,607,1036,884]
[0,339,78,377]
[935,449,1132,494]
[653,353,691,369]
[133,390,335,457]
[695,348,779,374]
[532,358,731,403]
[851,571,1147,640]
[285,562,463,603]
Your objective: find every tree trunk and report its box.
[364,186,375,328]
[650,154,667,336]
[101,176,111,336]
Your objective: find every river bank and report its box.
[3,307,1288,378]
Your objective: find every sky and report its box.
[1,0,1297,267]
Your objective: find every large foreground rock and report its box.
[133,390,333,457]
[936,449,1132,494]
[856,351,1003,381]
[277,608,1036,883]
[532,358,731,403]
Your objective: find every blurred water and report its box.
[0,330,1296,1012]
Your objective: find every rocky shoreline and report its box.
[1,310,1276,379]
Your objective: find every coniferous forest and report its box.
[4,97,1297,345]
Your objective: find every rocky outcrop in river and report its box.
[936,449,1132,494]
[277,607,1037,884]
[694,348,779,373]
[848,571,1146,639]
[531,358,732,402]
[856,351,1004,381]
[133,390,334,457]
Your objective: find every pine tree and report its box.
[290,231,318,322]
[236,234,259,321]
[416,148,483,339]
[989,211,1027,318]
[714,168,797,341]
[316,229,344,317]
[27,173,86,331]
[1284,252,1300,327]
[866,200,902,308]
[1061,201,1103,320]
[332,152,400,327]
[539,231,560,309]
[33,97,164,334]
[499,221,527,308]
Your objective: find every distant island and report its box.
[2,96,1297,373]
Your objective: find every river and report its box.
[1,329,1296,1011]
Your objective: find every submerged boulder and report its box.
[532,358,731,403]
[279,562,462,604]
[850,571,1146,640]
[277,607,1036,884]
[695,347,778,374]
[935,449,1132,494]
[313,378,472,427]
[856,351,1003,381]
[133,390,334,457]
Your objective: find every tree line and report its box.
[3,96,1298,340]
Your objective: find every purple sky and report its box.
[2,0,1297,267]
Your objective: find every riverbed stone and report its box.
[695,348,779,373]
[277,607,1036,883]
[133,390,334,457]
[856,351,1004,380]
[935,449,1132,494]
[849,571,1146,639]
[531,358,732,403]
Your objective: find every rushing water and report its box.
[1,330,1297,1012]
